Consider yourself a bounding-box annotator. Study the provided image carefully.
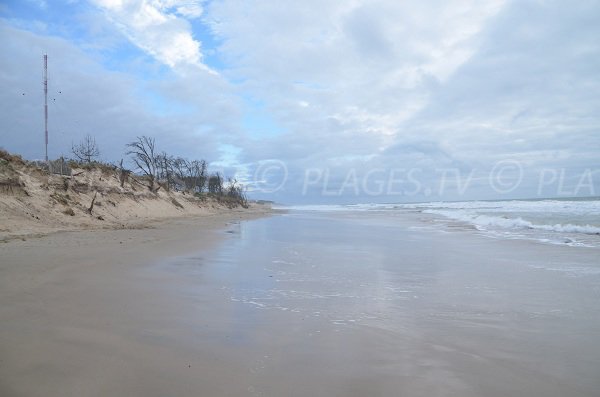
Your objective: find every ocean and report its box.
[281,197,600,248]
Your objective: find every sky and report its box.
[0,0,598,204]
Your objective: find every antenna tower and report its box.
[43,54,48,162]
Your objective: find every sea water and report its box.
[281,197,600,248]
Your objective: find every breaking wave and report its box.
[281,198,600,247]
[423,209,600,235]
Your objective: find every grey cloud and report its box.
[0,20,242,168]
[2,0,598,204]
[208,0,599,203]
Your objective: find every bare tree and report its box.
[87,191,98,214]
[171,157,188,184]
[168,156,200,192]
[155,151,176,191]
[126,136,158,191]
[172,158,208,193]
[208,172,223,195]
[188,159,207,193]
[118,159,130,188]
[226,178,248,206]
[71,134,100,163]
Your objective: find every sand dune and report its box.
[0,151,256,241]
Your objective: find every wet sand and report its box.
[1,209,599,396]
[0,209,270,396]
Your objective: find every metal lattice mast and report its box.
[43,54,48,162]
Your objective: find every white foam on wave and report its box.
[424,209,600,235]
[378,199,600,215]
[282,199,600,216]
[280,199,600,246]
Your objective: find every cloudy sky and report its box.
[0,0,598,203]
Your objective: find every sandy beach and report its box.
[2,2,598,395]
[1,208,599,396]
[0,207,271,396]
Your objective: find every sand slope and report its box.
[0,151,252,241]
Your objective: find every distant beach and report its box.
[1,204,599,396]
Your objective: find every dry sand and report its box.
[0,152,254,241]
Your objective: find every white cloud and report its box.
[206,0,507,147]
[90,0,206,68]
[167,0,204,18]
[202,0,599,202]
